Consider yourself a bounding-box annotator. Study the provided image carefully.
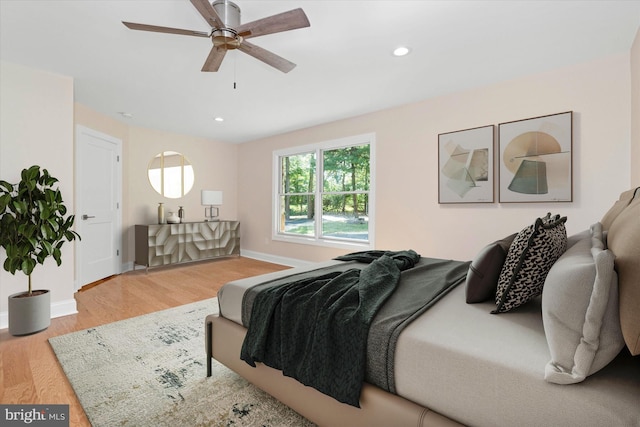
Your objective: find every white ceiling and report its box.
[1,1,639,144]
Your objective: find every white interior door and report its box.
[75,125,122,290]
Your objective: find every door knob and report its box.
[81,214,95,220]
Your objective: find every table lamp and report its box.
[201,190,223,221]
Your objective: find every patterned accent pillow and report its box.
[493,213,567,313]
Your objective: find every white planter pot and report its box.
[8,289,51,336]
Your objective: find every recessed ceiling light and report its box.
[214,117,224,122]
[118,112,133,119]
[393,46,410,57]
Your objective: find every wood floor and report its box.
[0,257,288,426]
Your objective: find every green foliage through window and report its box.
[276,136,373,245]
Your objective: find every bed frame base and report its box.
[205,313,462,427]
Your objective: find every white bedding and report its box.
[217,261,640,427]
[217,260,343,324]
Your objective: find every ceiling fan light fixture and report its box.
[214,117,224,122]
[212,29,242,48]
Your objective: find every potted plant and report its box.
[0,165,80,336]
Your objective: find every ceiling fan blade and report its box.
[238,41,296,73]
[202,45,227,72]
[122,21,209,37]
[190,0,225,28]
[236,8,310,39]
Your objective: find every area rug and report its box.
[49,298,315,427]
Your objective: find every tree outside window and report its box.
[275,134,374,248]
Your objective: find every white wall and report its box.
[0,61,77,324]
[238,53,633,263]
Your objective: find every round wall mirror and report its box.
[148,151,195,198]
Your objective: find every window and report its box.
[273,133,375,249]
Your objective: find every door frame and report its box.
[75,125,123,291]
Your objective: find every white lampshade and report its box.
[201,190,223,205]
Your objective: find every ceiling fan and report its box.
[122,0,310,73]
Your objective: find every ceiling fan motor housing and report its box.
[211,0,242,48]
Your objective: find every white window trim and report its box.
[272,133,376,250]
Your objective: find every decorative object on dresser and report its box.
[201,190,223,221]
[166,211,180,224]
[157,202,165,224]
[134,221,239,269]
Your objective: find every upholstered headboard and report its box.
[602,187,640,356]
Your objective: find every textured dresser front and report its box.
[135,221,240,268]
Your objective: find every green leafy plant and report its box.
[0,165,80,296]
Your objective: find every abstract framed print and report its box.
[498,111,572,203]
[438,125,494,204]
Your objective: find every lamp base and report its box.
[204,206,220,222]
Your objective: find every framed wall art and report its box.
[438,125,494,204]
[498,111,572,203]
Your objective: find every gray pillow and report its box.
[566,229,590,249]
[465,234,516,303]
[493,213,567,313]
[542,222,624,384]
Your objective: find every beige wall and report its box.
[0,61,236,327]
[125,125,238,264]
[0,37,637,325]
[0,61,76,319]
[74,106,237,269]
[238,53,633,263]
[631,27,640,187]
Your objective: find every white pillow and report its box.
[542,222,624,384]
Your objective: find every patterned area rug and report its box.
[49,299,315,427]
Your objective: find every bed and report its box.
[205,188,640,427]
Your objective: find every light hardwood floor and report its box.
[0,256,288,426]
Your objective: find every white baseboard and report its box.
[0,298,77,330]
[121,261,134,273]
[240,249,313,268]
[51,298,78,320]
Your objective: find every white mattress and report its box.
[217,260,343,324]
[217,263,640,427]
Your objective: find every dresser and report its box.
[134,221,240,268]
